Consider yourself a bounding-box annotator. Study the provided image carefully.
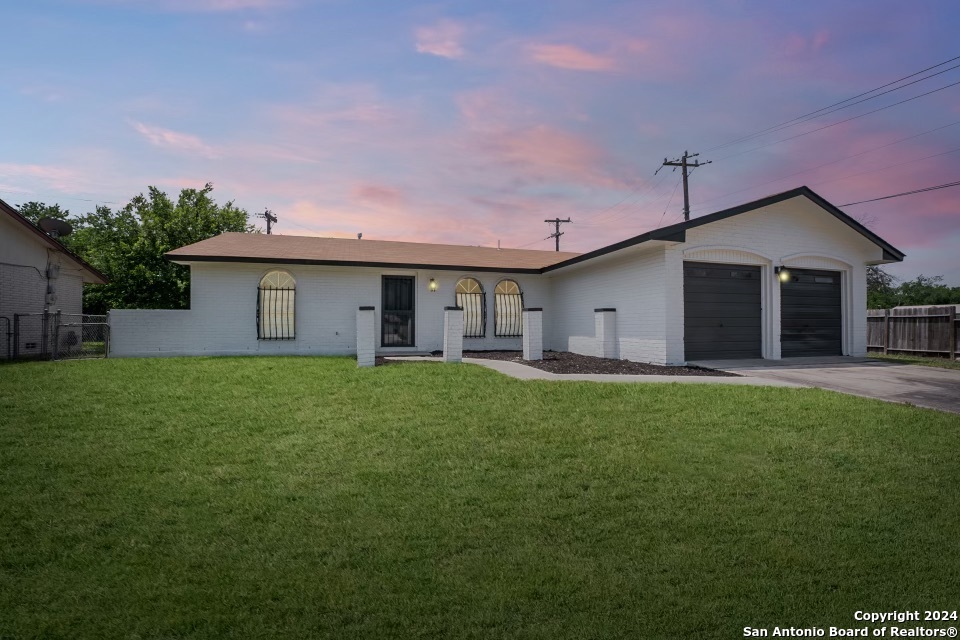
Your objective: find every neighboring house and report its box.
[0,199,108,359]
[109,186,904,364]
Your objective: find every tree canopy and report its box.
[867,266,960,309]
[19,184,254,313]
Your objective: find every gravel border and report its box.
[429,350,739,376]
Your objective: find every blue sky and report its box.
[2,0,959,283]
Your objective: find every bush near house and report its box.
[1,357,958,639]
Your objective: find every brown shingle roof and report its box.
[166,232,580,272]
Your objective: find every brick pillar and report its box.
[522,308,543,361]
[443,306,464,363]
[356,306,376,367]
[595,308,617,359]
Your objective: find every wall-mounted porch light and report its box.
[428,278,439,292]
[774,266,791,283]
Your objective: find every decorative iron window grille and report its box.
[455,277,486,338]
[257,270,296,340]
[494,279,524,337]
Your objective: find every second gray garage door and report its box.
[683,261,762,360]
[780,268,842,357]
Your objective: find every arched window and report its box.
[495,279,524,337]
[258,270,296,340]
[455,277,485,338]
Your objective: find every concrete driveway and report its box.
[692,356,960,414]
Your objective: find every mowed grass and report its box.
[869,352,960,370]
[1,357,958,639]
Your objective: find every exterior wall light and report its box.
[428,278,439,292]
[775,266,791,283]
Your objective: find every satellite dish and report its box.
[39,217,73,239]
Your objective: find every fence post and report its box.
[443,306,464,363]
[13,314,19,359]
[52,309,62,361]
[950,307,957,361]
[522,308,543,361]
[356,306,376,367]
[40,308,49,358]
[883,309,890,355]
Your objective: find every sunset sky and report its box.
[2,0,958,283]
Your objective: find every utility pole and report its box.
[259,209,278,234]
[544,218,572,251]
[661,150,711,221]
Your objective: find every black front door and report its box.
[382,276,415,347]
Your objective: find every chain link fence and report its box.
[54,314,109,360]
[4,311,109,361]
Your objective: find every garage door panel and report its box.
[686,302,763,318]
[684,279,763,294]
[781,318,841,329]
[781,268,842,357]
[686,331,762,344]
[685,316,762,328]
[684,262,761,360]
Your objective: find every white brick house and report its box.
[109,187,903,364]
[0,199,107,359]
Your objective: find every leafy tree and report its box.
[866,265,898,309]
[16,202,86,254]
[895,274,960,307]
[867,269,960,309]
[17,184,254,313]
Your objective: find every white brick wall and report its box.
[1,215,86,359]
[108,195,890,362]
[548,245,671,364]
[671,196,883,359]
[111,263,551,357]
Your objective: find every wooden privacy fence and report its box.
[867,306,958,359]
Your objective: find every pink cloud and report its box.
[0,163,84,191]
[131,121,220,158]
[784,29,832,56]
[101,0,290,12]
[352,183,406,209]
[415,19,466,59]
[526,43,616,72]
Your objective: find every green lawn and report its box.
[1,357,958,639]
[869,352,960,370]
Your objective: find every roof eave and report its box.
[165,253,553,274]
[0,198,110,284]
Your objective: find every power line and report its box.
[840,180,960,206]
[713,78,960,162]
[687,119,960,215]
[576,173,679,228]
[544,217,572,251]
[577,167,663,226]
[656,175,684,228]
[575,171,671,227]
[705,54,960,152]
[661,151,711,220]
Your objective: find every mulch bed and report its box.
[441,350,738,376]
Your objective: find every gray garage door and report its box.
[684,261,762,360]
[780,268,842,357]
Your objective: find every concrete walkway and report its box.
[692,357,960,414]
[384,356,801,386]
